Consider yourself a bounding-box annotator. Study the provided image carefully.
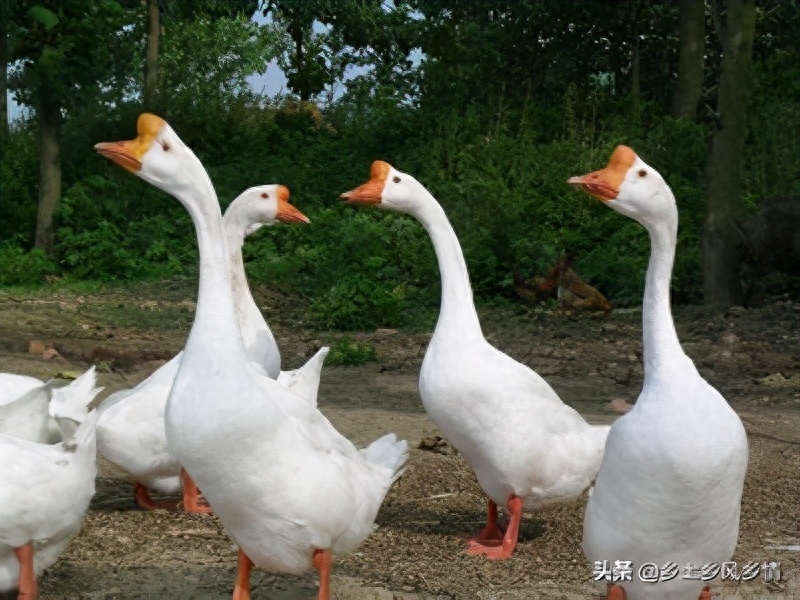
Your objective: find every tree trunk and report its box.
[34,89,62,255]
[673,0,705,119]
[702,0,756,307]
[630,0,643,109]
[290,23,310,102]
[631,35,641,107]
[0,0,8,139]
[143,0,160,108]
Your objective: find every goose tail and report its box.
[49,366,103,423]
[361,433,408,484]
[277,346,330,406]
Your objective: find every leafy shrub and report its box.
[311,273,405,331]
[4,55,795,317]
[59,219,141,279]
[0,126,39,245]
[0,242,58,286]
[326,336,378,366]
[55,176,196,281]
[575,222,649,307]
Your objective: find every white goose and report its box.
[0,378,58,444]
[0,368,101,444]
[569,146,748,600]
[96,186,327,512]
[342,161,610,558]
[0,367,101,600]
[95,114,407,600]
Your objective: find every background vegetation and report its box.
[1,0,798,331]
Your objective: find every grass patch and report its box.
[326,336,378,366]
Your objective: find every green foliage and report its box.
[2,0,797,321]
[158,14,278,110]
[0,125,39,244]
[311,273,405,331]
[54,176,195,280]
[8,0,137,112]
[326,336,377,366]
[0,240,58,285]
[263,0,416,102]
[27,6,59,30]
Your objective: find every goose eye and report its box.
[637,169,647,178]
[260,192,268,199]
[393,176,401,183]
[161,141,170,151]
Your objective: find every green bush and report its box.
[0,242,58,286]
[55,176,196,281]
[2,61,795,315]
[326,336,378,366]
[311,273,405,331]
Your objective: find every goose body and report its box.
[170,356,405,574]
[570,146,748,600]
[0,367,101,596]
[95,114,407,599]
[96,187,327,509]
[96,354,183,496]
[342,161,610,558]
[0,373,45,404]
[421,335,610,508]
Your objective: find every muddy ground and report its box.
[0,281,797,600]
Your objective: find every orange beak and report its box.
[567,145,636,202]
[340,160,391,205]
[94,140,142,173]
[275,185,310,224]
[94,113,167,173]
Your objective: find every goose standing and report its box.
[0,367,102,599]
[95,114,407,600]
[342,161,610,558]
[96,186,328,512]
[568,146,748,600]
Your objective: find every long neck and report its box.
[224,224,251,313]
[224,222,273,353]
[411,196,482,336]
[173,172,240,349]
[641,210,685,382]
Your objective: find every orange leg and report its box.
[468,499,505,546]
[181,468,212,514]
[133,483,175,511]
[466,495,523,559]
[14,543,38,600]
[231,549,253,600]
[313,548,332,600]
[698,586,712,600]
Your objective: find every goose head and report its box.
[95,113,204,199]
[568,145,676,228]
[225,185,310,236]
[340,160,430,215]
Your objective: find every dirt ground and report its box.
[0,281,797,600]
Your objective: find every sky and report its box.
[246,10,290,97]
[247,59,289,97]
